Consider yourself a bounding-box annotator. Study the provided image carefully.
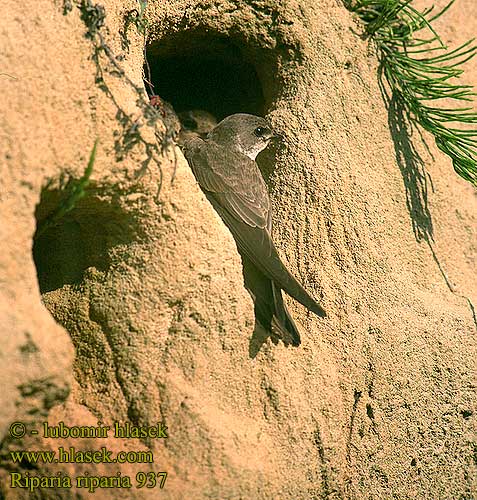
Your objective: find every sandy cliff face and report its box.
[1,0,476,498]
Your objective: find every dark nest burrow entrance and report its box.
[145,30,282,182]
[144,31,278,121]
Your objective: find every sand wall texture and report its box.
[1,0,476,498]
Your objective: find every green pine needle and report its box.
[346,0,477,186]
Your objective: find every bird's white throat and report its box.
[235,140,269,161]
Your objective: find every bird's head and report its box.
[178,109,218,145]
[179,110,218,138]
[208,113,277,160]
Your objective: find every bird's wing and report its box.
[184,138,271,230]
[184,137,326,318]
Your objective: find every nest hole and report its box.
[145,31,279,120]
[33,187,137,294]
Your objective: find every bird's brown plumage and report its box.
[183,114,326,346]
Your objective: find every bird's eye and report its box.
[182,118,198,130]
[254,126,269,137]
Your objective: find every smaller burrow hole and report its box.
[33,187,138,294]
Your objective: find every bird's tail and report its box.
[270,282,301,346]
[242,257,301,346]
[203,193,326,319]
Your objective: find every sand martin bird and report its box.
[178,109,218,144]
[183,113,326,346]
